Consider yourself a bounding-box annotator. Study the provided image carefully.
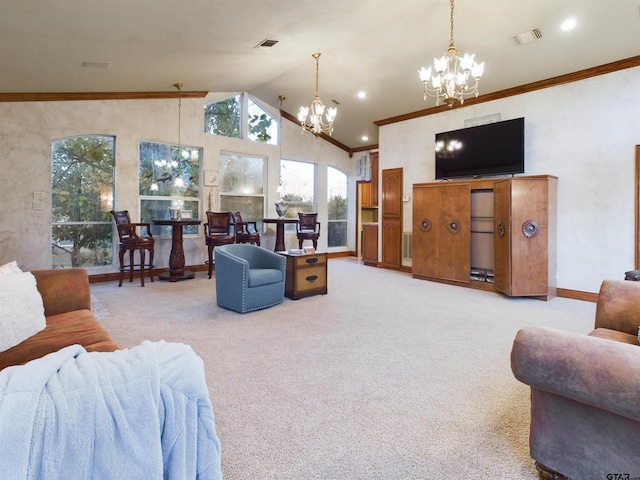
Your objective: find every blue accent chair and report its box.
[214,244,286,313]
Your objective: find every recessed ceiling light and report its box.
[361,135,369,141]
[357,91,367,99]
[560,17,577,31]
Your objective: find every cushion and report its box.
[0,272,46,352]
[0,261,22,276]
[248,268,283,287]
[588,327,640,346]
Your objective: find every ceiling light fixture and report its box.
[297,53,337,137]
[560,18,577,31]
[418,0,484,108]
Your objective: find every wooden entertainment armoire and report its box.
[412,175,557,300]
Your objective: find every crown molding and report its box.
[375,55,640,127]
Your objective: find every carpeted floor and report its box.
[90,257,596,480]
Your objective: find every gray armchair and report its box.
[214,244,285,313]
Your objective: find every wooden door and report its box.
[412,183,470,283]
[493,179,512,294]
[381,168,402,269]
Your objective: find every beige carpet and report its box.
[90,258,596,480]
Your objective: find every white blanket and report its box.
[0,341,222,479]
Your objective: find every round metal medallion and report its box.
[447,219,461,234]
[522,219,539,238]
[419,219,432,232]
[497,219,506,237]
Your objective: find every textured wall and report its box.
[0,93,351,271]
[379,67,640,293]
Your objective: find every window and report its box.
[204,95,241,138]
[279,159,315,220]
[204,94,278,145]
[328,166,348,247]
[51,135,115,268]
[247,98,278,145]
[219,152,265,229]
[139,141,201,236]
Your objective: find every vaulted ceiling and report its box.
[1,0,639,150]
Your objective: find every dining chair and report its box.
[231,212,261,246]
[296,213,321,249]
[110,210,155,287]
[204,211,236,279]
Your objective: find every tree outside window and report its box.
[247,98,277,145]
[204,95,241,138]
[279,159,315,217]
[328,166,348,247]
[51,135,115,268]
[204,94,278,145]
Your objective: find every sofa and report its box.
[0,267,223,479]
[0,268,118,371]
[214,243,286,313]
[511,279,640,480]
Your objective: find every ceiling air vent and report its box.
[511,28,542,46]
[81,61,111,68]
[254,39,279,49]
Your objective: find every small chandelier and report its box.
[418,0,485,108]
[297,53,337,136]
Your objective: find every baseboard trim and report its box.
[556,288,598,303]
[88,255,600,303]
[89,264,209,283]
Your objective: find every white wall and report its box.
[379,67,640,293]
[0,93,352,272]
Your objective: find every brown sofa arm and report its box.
[31,269,91,317]
[511,325,640,422]
[595,279,640,336]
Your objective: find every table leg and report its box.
[274,222,286,252]
[159,224,195,281]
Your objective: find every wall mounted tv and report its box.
[434,117,525,180]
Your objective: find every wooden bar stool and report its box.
[110,210,155,286]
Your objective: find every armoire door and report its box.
[493,180,512,294]
[509,178,551,296]
[413,183,470,283]
[381,168,402,269]
[494,177,554,297]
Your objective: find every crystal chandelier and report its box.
[418,0,485,107]
[297,53,337,136]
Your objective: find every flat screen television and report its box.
[434,117,525,180]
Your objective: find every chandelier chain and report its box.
[174,83,183,148]
[449,0,455,50]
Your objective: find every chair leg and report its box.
[118,247,125,287]
[207,243,214,279]
[298,238,303,249]
[139,248,146,287]
[312,238,318,250]
[148,246,154,283]
[128,249,135,283]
